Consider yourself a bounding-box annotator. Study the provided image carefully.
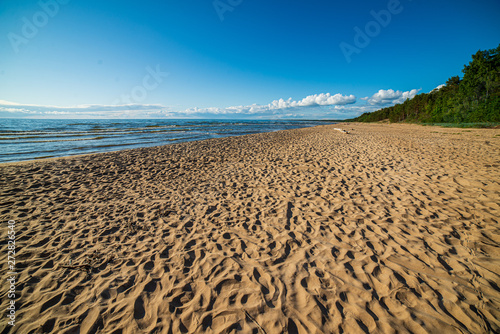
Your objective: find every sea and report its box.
[0,119,333,163]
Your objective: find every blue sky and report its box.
[0,0,499,119]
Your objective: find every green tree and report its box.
[351,44,500,124]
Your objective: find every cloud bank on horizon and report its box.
[0,89,422,119]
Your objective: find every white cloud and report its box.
[0,92,356,118]
[0,100,169,118]
[0,100,21,106]
[268,93,356,109]
[181,93,356,116]
[0,89,419,119]
[430,84,445,93]
[364,89,420,105]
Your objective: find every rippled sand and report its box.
[1,123,499,333]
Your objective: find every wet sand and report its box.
[1,123,499,333]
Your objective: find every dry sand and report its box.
[1,123,499,334]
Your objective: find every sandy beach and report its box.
[1,123,499,334]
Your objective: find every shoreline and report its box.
[2,121,493,167]
[1,123,499,333]
[1,121,496,167]
[0,120,336,165]
[0,124,330,167]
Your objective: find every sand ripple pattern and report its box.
[1,124,499,333]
